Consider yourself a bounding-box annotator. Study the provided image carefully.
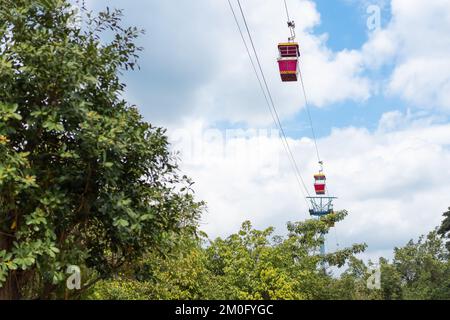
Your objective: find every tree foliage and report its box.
[89,211,368,300]
[203,211,366,300]
[332,229,450,300]
[438,207,450,251]
[88,232,218,300]
[0,0,202,299]
[88,209,450,301]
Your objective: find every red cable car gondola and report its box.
[277,42,300,82]
[314,172,326,195]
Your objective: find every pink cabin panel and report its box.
[278,59,298,73]
[278,59,298,82]
[314,183,326,195]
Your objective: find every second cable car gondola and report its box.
[308,171,336,217]
[277,42,300,82]
[314,172,326,195]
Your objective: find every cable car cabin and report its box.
[314,173,326,195]
[277,42,300,82]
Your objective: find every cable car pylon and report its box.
[308,161,337,218]
[227,0,339,255]
[278,0,338,256]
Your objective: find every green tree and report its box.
[438,207,450,251]
[0,0,202,299]
[320,206,450,300]
[393,231,450,300]
[88,232,219,300]
[86,211,367,300]
[205,211,367,300]
[338,229,450,300]
[329,257,368,299]
[378,258,403,300]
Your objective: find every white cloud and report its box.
[82,0,450,117]
[192,0,372,125]
[389,58,450,110]
[173,114,450,259]
[300,48,371,106]
[362,0,450,109]
[83,0,372,126]
[81,0,450,262]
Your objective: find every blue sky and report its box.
[82,0,450,263]
[314,0,373,51]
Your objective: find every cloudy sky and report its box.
[83,0,450,262]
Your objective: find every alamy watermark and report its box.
[66,265,81,290]
[366,264,381,290]
[367,4,381,32]
[170,128,282,176]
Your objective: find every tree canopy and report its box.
[88,211,368,300]
[88,210,450,301]
[438,207,450,251]
[0,0,202,299]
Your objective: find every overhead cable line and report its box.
[283,0,291,21]
[282,0,322,165]
[226,0,277,137]
[283,0,295,41]
[299,70,322,166]
[281,0,337,255]
[227,0,308,201]
[231,0,311,200]
[227,0,309,207]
